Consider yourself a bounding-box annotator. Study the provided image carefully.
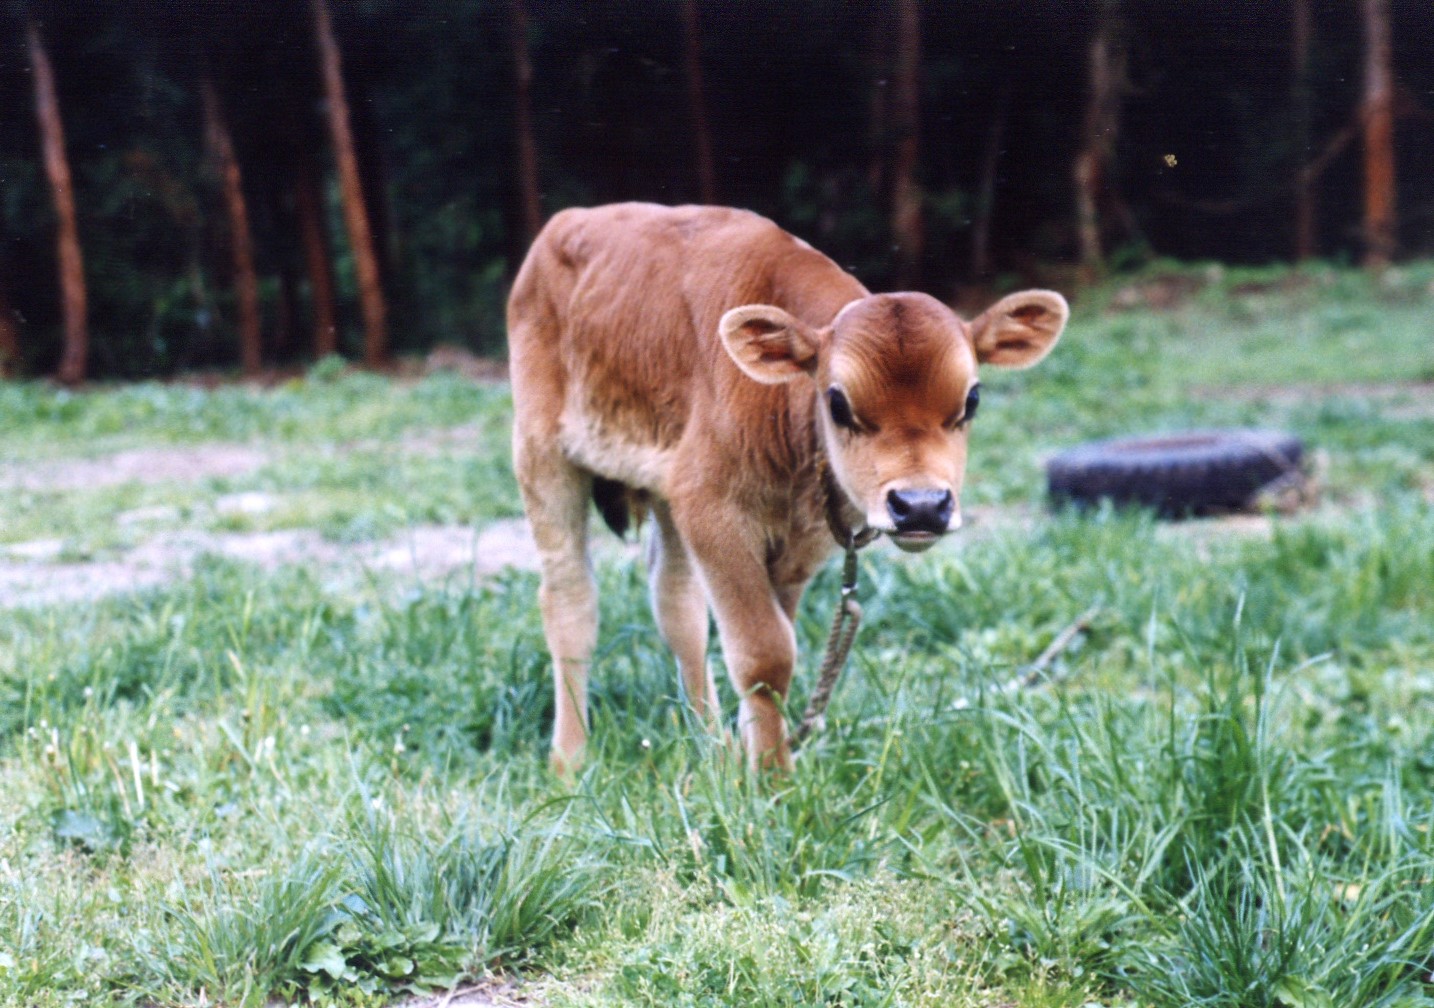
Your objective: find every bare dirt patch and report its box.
[419,345,510,384]
[0,520,540,607]
[0,421,492,497]
[0,444,268,493]
[396,977,546,1007]
[0,517,648,609]
[1108,270,1214,311]
[1189,380,1434,420]
[391,423,487,458]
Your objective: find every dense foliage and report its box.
[0,1,1432,377]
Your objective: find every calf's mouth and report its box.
[889,529,943,553]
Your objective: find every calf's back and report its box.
[507,202,865,493]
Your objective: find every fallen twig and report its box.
[1019,604,1103,688]
[951,605,1102,710]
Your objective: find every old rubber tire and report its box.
[1046,429,1304,517]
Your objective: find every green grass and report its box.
[0,362,503,453]
[2,262,1433,1006]
[0,367,518,547]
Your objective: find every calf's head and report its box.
[719,290,1067,551]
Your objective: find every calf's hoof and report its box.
[549,745,585,779]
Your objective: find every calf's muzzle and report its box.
[886,488,955,542]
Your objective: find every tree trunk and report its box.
[1361,0,1395,269]
[680,0,717,204]
[0,277,18,378]
[349,75,399,293]
[294,163,339,358]
[268,177,298,362]
[26,19,87,386]
[274,265,296,362]
[1074,4,1127,278]
[971,84,1009,279]
[890,0,923,289]
[1291,0,1316,260]
[510,0,544,242]
[202,76,263,377]
[865,7,892,198]
[313,0,388,367]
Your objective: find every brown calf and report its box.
[507,203,1067,772]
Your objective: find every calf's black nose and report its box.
[886,488,954,534]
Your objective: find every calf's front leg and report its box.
[681,519,797,771]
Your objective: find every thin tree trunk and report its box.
[971,84,1009,279]
[349,75,398,292]
[866,7,892,197]
[202,76,262,377]
[1075,3,1125,279]
[890,0,923,289]
[1292,0,1316,260]
[26,19,87,385]
[510,0,543,242]
[274,267,296,361]
[0,278,18,378]
[294,164,339,358]
[269,178,298,362]
[313,0,388,367]
[1361,0,1395,269]
[680,0,717,204]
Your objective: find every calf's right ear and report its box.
[719,305,823,384]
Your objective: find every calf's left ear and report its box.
[718,304,824,384]
[969,289,1069,368]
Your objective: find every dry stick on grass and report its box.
[1017,604,1104,689]
[834,604,1106,727]
[949,604,1103,711]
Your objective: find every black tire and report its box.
[1046,428,1305,517]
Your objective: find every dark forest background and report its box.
[1,0,1431,381]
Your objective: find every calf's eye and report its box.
[827,387,858,431]
[947,383,981,430]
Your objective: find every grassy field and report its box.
[2,262,1433,1007]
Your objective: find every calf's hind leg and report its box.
[646,502,720,729]
[514,442,598,774]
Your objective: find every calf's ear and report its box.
[969,289,1069,368]
[718,305,824,384]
